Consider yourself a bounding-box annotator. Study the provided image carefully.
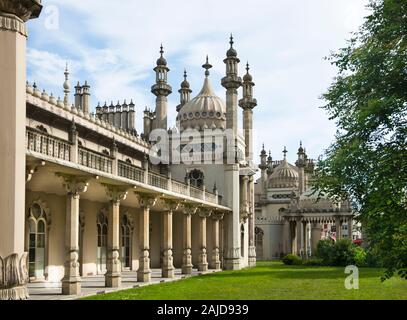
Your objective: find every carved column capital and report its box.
[0,0,42,22]
[198,207,212,218]
[56,173,89,197]
[180,202,198,216]
[103,184,128,205]
[161,199,180,212]
[136,193,158,209]
[211,211,225,221]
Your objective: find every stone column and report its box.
[311,222,321,256]
[198,208,211,271]
[335,217,342,240]
[58,174,88,295]
[0,0,42,300]
[104,185,128,287]
[283,220,291,254]
[248,176,256,266]
[303,221,308,258]
[136,194,157,282]
[347,217,353,240]
[290,221,296,254]
[181,204,197,275]
[161,200,179,278]
[210,212,224,270]
[296,218,302,256]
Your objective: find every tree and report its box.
[313,0,407,280]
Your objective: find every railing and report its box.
[171,180,190,196]
[78,146,113,173]
[26,127,220,205]
[190,186,204,200]
[148,172,168,190]
[26,127,71,161]
[118,161,144,183]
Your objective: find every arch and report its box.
[26,199,51,280]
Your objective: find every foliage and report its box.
[316,239,335,265]
[354,246,368,267]
[282,254,302,265]
[302,258,324,266]
[312,0,407,279]
[332,239,358,266]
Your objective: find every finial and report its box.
[183,69,187,80]
[262,143,265,150]
[283,146,287,159]
[202,55,213,77]
[246,61,250,73]
[300,140,302,147]
[229,33,234,47]
[160,43,164,56]
[63,62,70,106]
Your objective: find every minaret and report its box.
[143,107,152,138]
[259,145,268,193]
[151,44,172,130]
[108,101,115,125]
[239,62,257,164]
[221,34,242,134]
[82,81,90,114]
[296,141,306,194]
[267,150,273,176]
[128,100,135,133]
[102,102,109,122]
[63,63,70,107]
[221,34,242,270]
[121,100,128,131]
[74,82,82,109]
[0,0,42,300]
[115,101,122,128]
[176,70,192,112]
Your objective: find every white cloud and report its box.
[26,0,371,164]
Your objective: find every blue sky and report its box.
[26,0,370,164]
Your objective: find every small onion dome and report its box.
[243,62,253,82]
[298,141,304,153]
[226,34,237,57]
[268,158,299,188]
[181,70,190,88]
[156,44,167,66]
[260,144,267,156]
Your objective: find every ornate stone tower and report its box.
[151,45,172,131]
[221,35,242,270]
[176,70,192,112]
[239,62,257,163]
[0,0,42,300]
[295,142,306,194]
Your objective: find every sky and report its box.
[26,0,371,165]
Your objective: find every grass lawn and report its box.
[83,261,407,300]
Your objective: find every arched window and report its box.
[187,169,204,188]
[97,211,108,274]
[120,214,132,269]
[255,227,264,260]
[240,224,245,257]
[27,202,49,279]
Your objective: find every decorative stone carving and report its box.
[136,193,157,209]
[0,12,26,35]
[211,211,224,221]
[0,0,42,22]
[56,173,89,198]
[161,199,180,212]
[0,253,29,300]
[198,207,212,218]
[103,184,128,205]
[180,202,198,216]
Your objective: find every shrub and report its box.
[332,238,356,266]
[353,246,367,267]
[282,254,302,265]
[316,239,335,265]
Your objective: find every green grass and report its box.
[82,261,407,300]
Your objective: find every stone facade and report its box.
[0,2,257,299]
[254,144,356,260]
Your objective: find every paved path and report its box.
[28,268,219,300]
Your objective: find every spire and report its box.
[156,44,167,66]
[202,55,213,77]
[226,33,237,58]
[63,62,70,106]
[268,150,272,162]
[283,146,288,160]
[261,143,266,155]
[177,69,192,112]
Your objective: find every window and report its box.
[187,169,204,188]
[97,211,108,274]
[27,203,48,279]
[121,214,132,269]
[255,227,264,260]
